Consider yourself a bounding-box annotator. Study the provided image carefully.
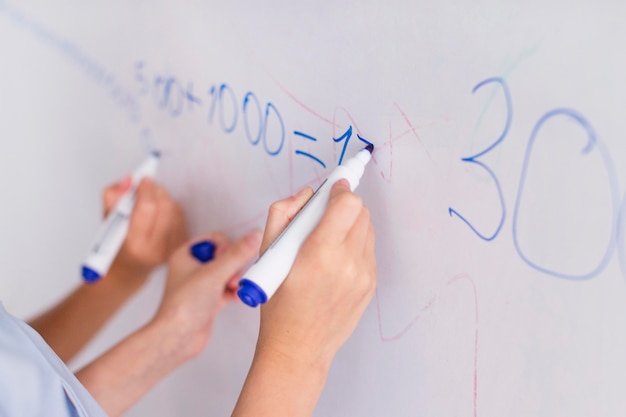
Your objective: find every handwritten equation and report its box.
[134,61,373,170]
[3,2,625,286]
[132,61,626,283]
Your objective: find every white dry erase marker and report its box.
[81,151,160,282]
[237,144,374,307]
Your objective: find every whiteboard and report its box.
[1,1,626,416]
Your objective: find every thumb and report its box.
[260,186,313,254]
[102,176,132,217]
[126,178,158,241]
[310,179,363,245]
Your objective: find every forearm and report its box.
[28,264,149,363]
[232,346,330,417]
[75,318,190,417]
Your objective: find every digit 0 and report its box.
[243,92,262,146]
[512,109,620,280]
[262,102,284,156]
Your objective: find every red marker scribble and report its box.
[393,102,433,161]
[372,119,396,183]
[272,77,341,128]
[377,273,479,417]
[274,77,443,185]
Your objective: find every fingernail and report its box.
[334,179,351,189]
[190,240,216,263]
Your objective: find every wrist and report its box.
[77,319,190,417]
[232,341,331,417]
[142,315,197,368]
[105,260,152,293]
[253,340,332,383]
[255,325,338,375]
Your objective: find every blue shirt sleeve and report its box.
[0,303,109,417]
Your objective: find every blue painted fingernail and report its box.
[190,240,216,263]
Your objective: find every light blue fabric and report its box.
[0,303,108,417]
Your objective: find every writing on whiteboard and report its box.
[3,4,625,284]
[451,77,623,282]
[134,61,374,168]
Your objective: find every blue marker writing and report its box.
[237,144,374,307]
[82,152,160,282]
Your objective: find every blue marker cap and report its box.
[82,266,101,283]
[190,240,216,263]
[237,279,268,307]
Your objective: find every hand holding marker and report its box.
[237,144,374,307]
[81,151,161,282]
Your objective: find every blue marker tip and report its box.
[151,150,161,158]
[237,279,267,307]
[190,240,216,263]
[365,143,374,153]
[82,266,101,283]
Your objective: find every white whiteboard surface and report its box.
[1,1,626,416]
